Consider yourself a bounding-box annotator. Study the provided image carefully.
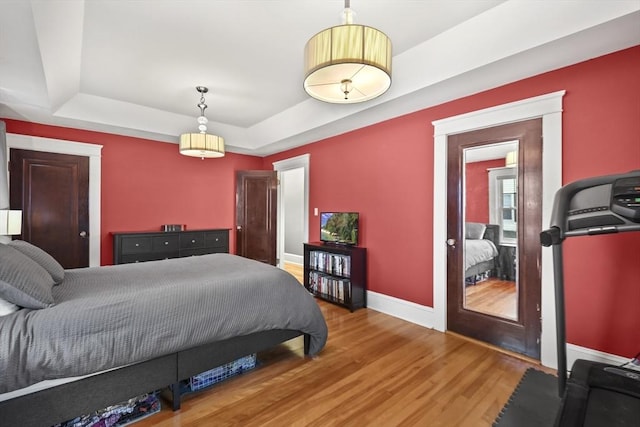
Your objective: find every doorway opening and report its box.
[273,154,310,284]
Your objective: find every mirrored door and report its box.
[446,119,542,359]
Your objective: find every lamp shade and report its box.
[0,210,22,235]
[179,133,225,158]
[304,24,392,103]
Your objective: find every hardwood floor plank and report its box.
[135,301,553,426]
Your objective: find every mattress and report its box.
[0,253,328,394]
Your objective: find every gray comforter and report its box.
[464,239,498,271]
[0,253,328,394]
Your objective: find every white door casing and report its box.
[432,91,565,368]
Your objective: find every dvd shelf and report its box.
[308,251,352,277]
[303,242,366,312]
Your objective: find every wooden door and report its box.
[236,170,277,265]
[10,149,89,269]
[447,119,542,359]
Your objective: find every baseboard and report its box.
[366,291,434,329]
[567,343,629,369]
[283,253,303,265]
[366,291,631,369]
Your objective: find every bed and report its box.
[0,241,328,427]
[464,223,500,284]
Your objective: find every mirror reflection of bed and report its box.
[464,222,517,320]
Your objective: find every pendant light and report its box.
[303,0,392,103]
[179,86,225,159]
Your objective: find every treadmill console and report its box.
[565,173,640,234]
[610,176,640,221]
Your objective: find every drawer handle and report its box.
[135,243,140,247]
[164,241,169,245]
[191,239,196,243]
[215,238,219,241]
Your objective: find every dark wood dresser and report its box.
[112,229,230,264]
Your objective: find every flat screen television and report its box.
[320,212,359,245]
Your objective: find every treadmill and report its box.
[540,170,640,426]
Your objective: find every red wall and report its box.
[4,45,639,358]
[265,45,640,358]
[2,120,263,264]
[465,159,505,223]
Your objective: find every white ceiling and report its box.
[1,1,639,156]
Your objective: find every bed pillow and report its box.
[0,244,55,309]
[8,240,65,284]
[466,223,486,240]
[0,296,20,316]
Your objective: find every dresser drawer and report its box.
[179,232,205,249]
[204,231,228,248]
[120,236,152,254]
[152,235,179,252]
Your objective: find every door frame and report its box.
[273,154,310,269]
[6,134,102,267]
[433,90,565,369]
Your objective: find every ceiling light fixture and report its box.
[179,86,225,159]
[303,0,392,103]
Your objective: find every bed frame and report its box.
[465,224,500,283]
[0,329,309,427]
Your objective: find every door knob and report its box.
[79,231,88,238]
[446,238,456,248]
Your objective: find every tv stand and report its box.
[303,242,366,312]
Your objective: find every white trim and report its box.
[6,134,102,267]
[366,291,435,329]
[432,90,565,369]
[567,344,630,369]
[273,154,310,269]
[283,253,303,265]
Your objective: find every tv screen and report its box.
[320,212,359,245]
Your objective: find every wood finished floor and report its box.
[465,278,517,320]
[284,261,304,284]
[137,300,553,426]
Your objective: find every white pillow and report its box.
[0,296,19,316]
